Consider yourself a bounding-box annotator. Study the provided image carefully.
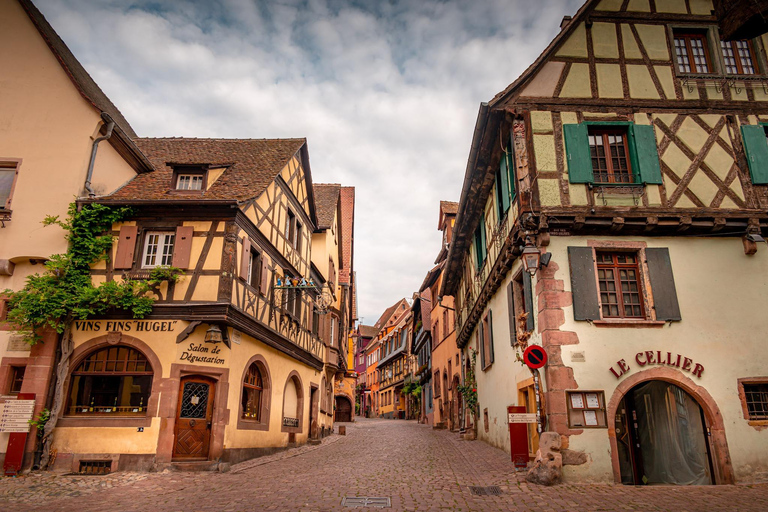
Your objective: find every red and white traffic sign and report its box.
[523,345,547,370]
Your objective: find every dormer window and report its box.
[177,174,204,190]
[172,166,207,191]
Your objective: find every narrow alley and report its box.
[2,419,767,512]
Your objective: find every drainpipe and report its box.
[84,113,115,198]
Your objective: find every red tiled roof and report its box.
[339,186,355,286]
[359,324,378,338]
[313,184,340,230]
[108,138,306,201]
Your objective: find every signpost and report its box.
[522,346,547,435]
[2,393,36,476]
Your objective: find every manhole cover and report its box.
[341,496,392,508]
[469,486,503,496]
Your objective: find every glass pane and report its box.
[0,169,15,207]
[180,382,210,418]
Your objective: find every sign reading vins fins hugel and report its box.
[74,320,179,333]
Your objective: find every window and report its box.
[479,310,494,370]
[473,217,487,271]
[721,40,757,75]
[176,174,204,190]
[242,363,264,420]
[564,123,663,186]
[443,309,449,339]
[0,160,20,210]
[68,346,152,415]
[743,382,768,420]
[142,231,175,268]
[246,249,260,288]
[596,252,644,318]
[285,209,301,250]
[434,371,441,397]
[9,366,25,394]
[674,31,711,74]
[588,128,633,184]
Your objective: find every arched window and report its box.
[242,363,264,420]
[281,372,304,433]
[68,346,153,415]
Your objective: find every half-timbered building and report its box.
[39,136,347,472]
[442,0,768,485]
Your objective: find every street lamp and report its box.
[204,324,223,344]
[520,237,552,277]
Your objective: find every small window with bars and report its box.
[744,382,768,421]
[674,31,712,74]
[721,40,757,75]
[79,460,112,475]
[588,128,634,184]
[142,231,175,268]
[596,251,645,319]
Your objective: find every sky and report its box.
[37,0,583,325]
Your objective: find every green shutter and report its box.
[741,125,768,184]
[474,221,487,271]
[497,151,511,217]
[480,219,487,264]
[564,123,593,183]
[506,146,516,199]
[629,124,663,184]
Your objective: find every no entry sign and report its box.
[523,345,547,369]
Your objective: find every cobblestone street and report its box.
[2,418,767,512]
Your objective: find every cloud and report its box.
[36,0,583,323]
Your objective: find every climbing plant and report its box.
[456,348,479,433]
[3,202,182,467]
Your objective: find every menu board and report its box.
[570,394,585,409]
[566,391,607,429]
[585,393,601,409]
[583,410,599,426]
[0,400,35,433]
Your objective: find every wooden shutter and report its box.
[507,281,517,345]
[239,238,251,280]
[568,247,601,321]
[506,147,516,198]
[522,271,535,332]
[478,320,486,369]
[563,124,593,183]
[114,226,138,270]
[629,124,663,184]
[487,310,495,364]
[172,226,194,269]
[497,154,511,218]
[259,258,270,296]
[646,248,681,321]
[741,125,768,184]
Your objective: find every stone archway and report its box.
[606,367,734,484]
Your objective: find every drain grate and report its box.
[78,460,111,475]
[469,486,502,496]
[341,496,392,508]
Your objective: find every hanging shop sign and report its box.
[609,350,704,380]
[523,345,547,370]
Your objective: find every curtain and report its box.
[633,381,711,485]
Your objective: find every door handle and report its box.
[207,421,212,429]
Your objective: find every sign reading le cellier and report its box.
[609,351,704,380]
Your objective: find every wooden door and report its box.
[173,376,215,460]
[335,396,352,422]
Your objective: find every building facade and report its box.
[442,0,768,485]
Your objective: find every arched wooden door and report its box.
[173,376,216,460]
[335,396,352,422]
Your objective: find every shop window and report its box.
[564,123,663,186]
[241,363,264,421]
[742,381,768,421]
[68,346,152,415]
[0,160,20,211]
[596,252,645,319]
[141,231,175,268]
[566,391,607,428]
[721,40,757,75]
[9,366,25,394]
[673,31,712,74]
[568,246,681,322]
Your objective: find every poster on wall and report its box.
[570,393,585,409]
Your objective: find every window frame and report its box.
[66,345,153,417]
[9,365,25,395]
[588,127,635,185]
[0,159,21,212]
[141,230,176,269]
[673,29,714,75]
[720,39,759,76]
[238,357,271,430]
[738,378,768,424]
[595,250,646,320]
[171,166,207,193]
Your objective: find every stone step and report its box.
[170,460,221,472]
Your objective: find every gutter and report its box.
[84,113,115,198]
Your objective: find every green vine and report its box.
[28,409,50,438]
[457,348,479,421]
[2,203,181,344]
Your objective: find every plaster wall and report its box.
[0,0,137,262]
[542,235,768,483]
